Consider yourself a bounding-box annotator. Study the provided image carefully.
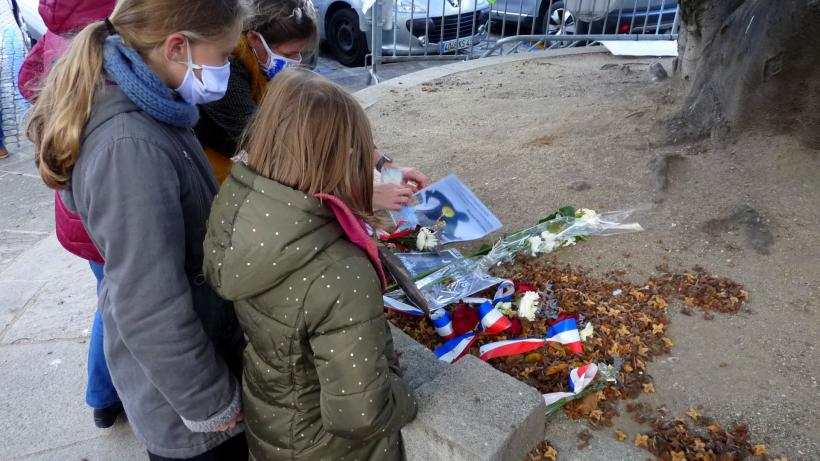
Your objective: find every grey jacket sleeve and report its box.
[79,137,240,431]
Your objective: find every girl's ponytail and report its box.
[27,0,249,190]
[28,21,108,189]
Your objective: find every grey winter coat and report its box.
[61,84,246,458]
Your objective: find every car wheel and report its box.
[327,8,368,68]
[538,1,578,48]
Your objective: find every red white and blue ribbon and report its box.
[433,332,477,363]
[479,319,584,361]
[546,317,583,354]
[542,363,598,405]
[383,296,425,316]
[479,338,546,361]
[429,308,456,340]
[477,300,512,334]
[492,279,515,306]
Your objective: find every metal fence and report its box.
[365,0,679,83]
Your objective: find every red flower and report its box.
[514,280,538,295]
[452,303,479,335]
[508,317,523,336]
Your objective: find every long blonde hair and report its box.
[244,69,374,218]
[28,0,248,189]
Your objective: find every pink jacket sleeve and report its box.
[18,39,45,102]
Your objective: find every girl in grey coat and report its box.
[27,0,249,459]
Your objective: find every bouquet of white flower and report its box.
[390,207,643,309]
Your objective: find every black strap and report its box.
[104,18,117,36]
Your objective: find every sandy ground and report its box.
[367,53,820,460]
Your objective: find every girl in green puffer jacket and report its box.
[203,69,417,461]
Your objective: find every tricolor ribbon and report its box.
[476,301,512,334]
[383,296,425,316]
[429,308,456,339]
[479,338,546,361]
[376,220,415,240]
[545,317,583,354]
[542,363,598,406]
[464,279,515,334]
[492,279,515,306]
[478,317,584,361]
[433,333,477,363]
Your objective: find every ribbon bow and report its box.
[542,363,598,406]
[478,317,584,361]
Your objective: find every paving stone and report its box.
[0,230,48,268]
[401,355,546,461]
[389,324,448,390]
[0,341,103,459]
[2,268,96,343]
[0,235,88,282]
[0,172,54,233]
[17,424,147,461]
[0,279,43,333]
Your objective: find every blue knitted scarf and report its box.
[102,36,199,128]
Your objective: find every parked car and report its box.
[490,0,677,38]
[5,0,45,49]
[316,0,492,67]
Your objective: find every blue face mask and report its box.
[254,32,301,80]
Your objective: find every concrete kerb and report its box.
[391,326,546,461]
[354,47,607,110]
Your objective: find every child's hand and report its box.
[373,183,414,211]
[214,413,244,432]
[400,167,429,191]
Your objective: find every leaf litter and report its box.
[388,254,783,460]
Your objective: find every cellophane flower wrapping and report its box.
[386,256,505,311]
[477,208,643,273]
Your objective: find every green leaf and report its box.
[474,243,493,256]
[538,212,559,224]
[558,206,577,218]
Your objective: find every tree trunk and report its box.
[671,0,820,148]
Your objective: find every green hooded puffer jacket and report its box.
[203,163,417,461]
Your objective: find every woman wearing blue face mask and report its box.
[27,0,250,459]
[195,0,319,184]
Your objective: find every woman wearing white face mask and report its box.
[27,0,250,459]
[195,0,319,183]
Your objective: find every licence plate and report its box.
[440,36,472,53]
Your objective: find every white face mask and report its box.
[174,38,231,105]
[254,32,301,80]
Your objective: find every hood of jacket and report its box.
[40,0,115,35]
[204,163,347,301]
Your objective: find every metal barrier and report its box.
[366,0,679,83]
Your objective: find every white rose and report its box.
[575,208,600,227]
[535,232,560,254]
[528,236,543,256]
[517,291,541,321]
[416,227,438,251]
